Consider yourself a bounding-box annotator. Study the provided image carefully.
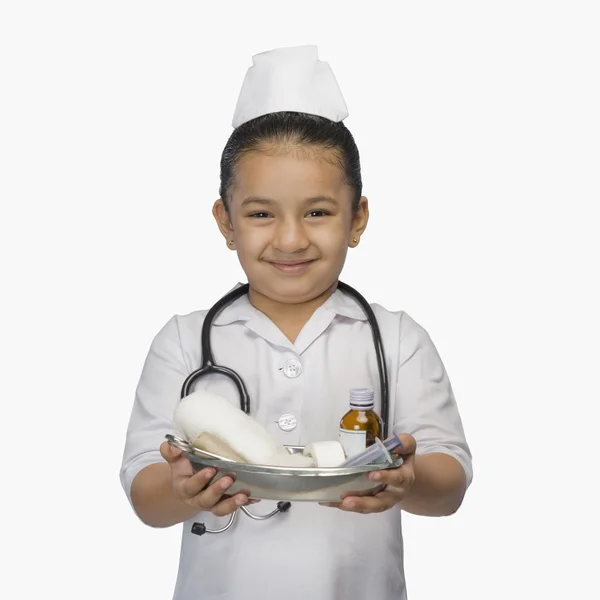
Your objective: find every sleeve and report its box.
[393,312,473,489]
[119,315,190,508]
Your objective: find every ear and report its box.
[212,199,235,245]
[349,196,369,247]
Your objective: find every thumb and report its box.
[160,441,183,463]
[394,434,417,456]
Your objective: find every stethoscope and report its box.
[179,281,390,536]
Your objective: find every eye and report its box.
[307,210,329,218]
[248,211,272,218]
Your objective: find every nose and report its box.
[272,216,310,254]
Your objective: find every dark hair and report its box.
[219,111,362,211]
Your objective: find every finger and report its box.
[176,467,217,498]
[211,493,250,517]
[400,452,416,472]
[186,474,236,508]
[320,485,381,507]
[178,468,227,502]
[368,468,406,487]
[168,452,198,480]
[339,487,381,500]
[337,491,399,514]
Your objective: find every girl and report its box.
[120,45,472,600]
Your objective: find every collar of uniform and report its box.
[322,286,369,321]
[211,282,369,326]
[212,283,258,326]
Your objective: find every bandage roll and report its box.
[302,441,346,467]
[173,390,315,468]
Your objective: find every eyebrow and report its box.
[240,195,339,207]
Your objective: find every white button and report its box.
[282,358,303,378]
[277,414,297,432]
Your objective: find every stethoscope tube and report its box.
[336,281,389,439]
[179,281,389,536]
[191,501,292,536]
[181,283,252,412]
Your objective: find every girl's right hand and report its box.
[159,441,256,517]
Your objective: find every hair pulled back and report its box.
[219,111,362,210]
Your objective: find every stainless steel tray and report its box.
[166,434,403,502]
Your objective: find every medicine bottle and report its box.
[338,388,383,459]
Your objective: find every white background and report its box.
[1,1,599,599]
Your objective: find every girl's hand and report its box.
[320,434,417,513]
[160,441,258,517]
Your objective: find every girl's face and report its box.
[213,148,368,306]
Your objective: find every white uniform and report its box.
[120,284,473,600]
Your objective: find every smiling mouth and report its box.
[266,258,317,273]
[267,259,317,266]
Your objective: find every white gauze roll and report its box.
[173,390,315,468]
[302,441,346,467]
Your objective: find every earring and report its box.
[352,237,359,245]
[228,240,234,248]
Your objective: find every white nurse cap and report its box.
[231,45,349,128]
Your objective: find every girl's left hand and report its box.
[320,434,417,514]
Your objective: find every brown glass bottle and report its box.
[338,388,383,459]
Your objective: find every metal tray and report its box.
[166,434,403,502]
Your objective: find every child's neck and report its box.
[248,282,338,344]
